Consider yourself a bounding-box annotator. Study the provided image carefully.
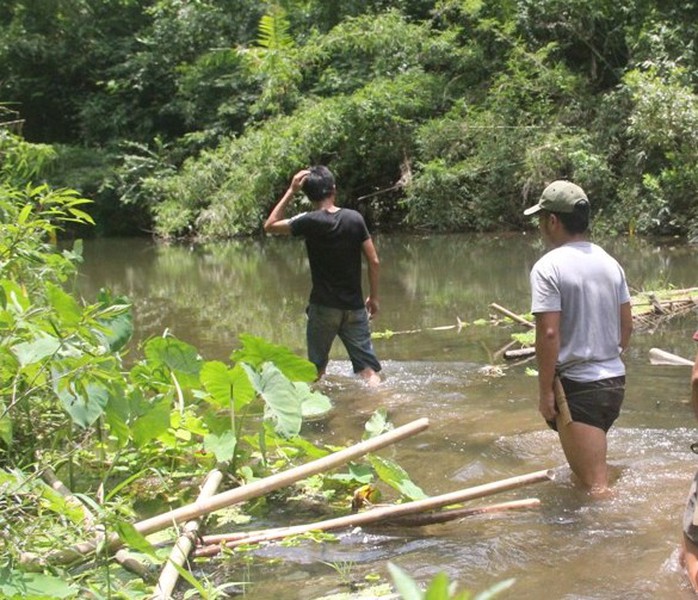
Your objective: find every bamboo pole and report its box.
[41,467,95,527]
[489,303,534,329]
[25,417,430,567]
[195,498,541,546]
[194,468,552,558]
[382,497,541,526]
[649,347,694,366]
[152,469,224,600]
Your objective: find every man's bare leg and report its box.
[682,535,698,593]
[557,421,609,496]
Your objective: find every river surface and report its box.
[77,233,698,599]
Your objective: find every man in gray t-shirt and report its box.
[524,180,633,496]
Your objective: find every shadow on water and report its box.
[77,233,698,598]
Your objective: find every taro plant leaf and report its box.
[241,361,302,437]
[46,281,82,326]
[0,567,77,599]
[232,334,317,382]
[131,396,172,447]
[327,462,374,484]
[364,408,393,439]
[11,335,61,367]
[114,520,159,559]
[52,369,110,428]
[294,381,332,419]
[387,562,423,600]
[231,362,256,411]
[204,430,237,463]
[144,336,202,387]
[200,360,233,409]
[369,455,428,501]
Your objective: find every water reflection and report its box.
[77,233,698,599]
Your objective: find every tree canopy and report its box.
[1,0,697,238]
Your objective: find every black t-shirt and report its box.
[290,208,370,310]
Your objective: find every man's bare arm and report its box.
[264,170,309,235]
[362,237,380,317]
[535,311,561,422]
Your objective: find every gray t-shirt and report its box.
[530,241,631,382]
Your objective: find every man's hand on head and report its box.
[290,170,310,193]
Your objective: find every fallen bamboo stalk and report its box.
[194,468,553,558]
[152,469,224,600]
[503,347,536,360]
[41,467,95,527]
[25,417,430,567]
[649,347,694,366]
[489,303,534,329]
[195,498,541,545]
[380,497,541,527]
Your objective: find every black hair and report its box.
[553,199,590,234]
[302,165,335,202]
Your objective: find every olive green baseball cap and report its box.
[523,180,588,216]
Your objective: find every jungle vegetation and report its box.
[1,0,697,240]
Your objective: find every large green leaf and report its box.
[242,362,302,437]
[363,408,393,440]
[294,381,333,420]
[200,360,233,409]
[232,334,316,382]
[144,336,202,375]
[0,568,77,599]
[0,403,12,446]
[231,362,256,411]
[369,455,427,501]
[144,335,202,388]
[204,430,237,463]
[52,370,110,428]
[131,396,172,447]
[95,290,133,352]
[46,281,82,326]
[11,335,61,367]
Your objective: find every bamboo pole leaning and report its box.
[194,468,553,558]
[23,417,430,568]
[152,469,224,600]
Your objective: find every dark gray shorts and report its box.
[546,375,625,432]
[684,470,698,545]
[306,303,381,374]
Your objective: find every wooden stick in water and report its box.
[489,303,534,329]
[25,417,430,567]
[152,469,224,599]
[194,469,553,558]
[648,347,694,366]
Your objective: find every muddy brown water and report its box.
[77,233,698,598]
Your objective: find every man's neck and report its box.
[315,197,338,211]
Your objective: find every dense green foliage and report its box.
[1,132,435,597]
[1,0,697,238]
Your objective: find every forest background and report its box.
[2,0,698,241]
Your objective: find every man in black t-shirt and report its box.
[264,166,382,385]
